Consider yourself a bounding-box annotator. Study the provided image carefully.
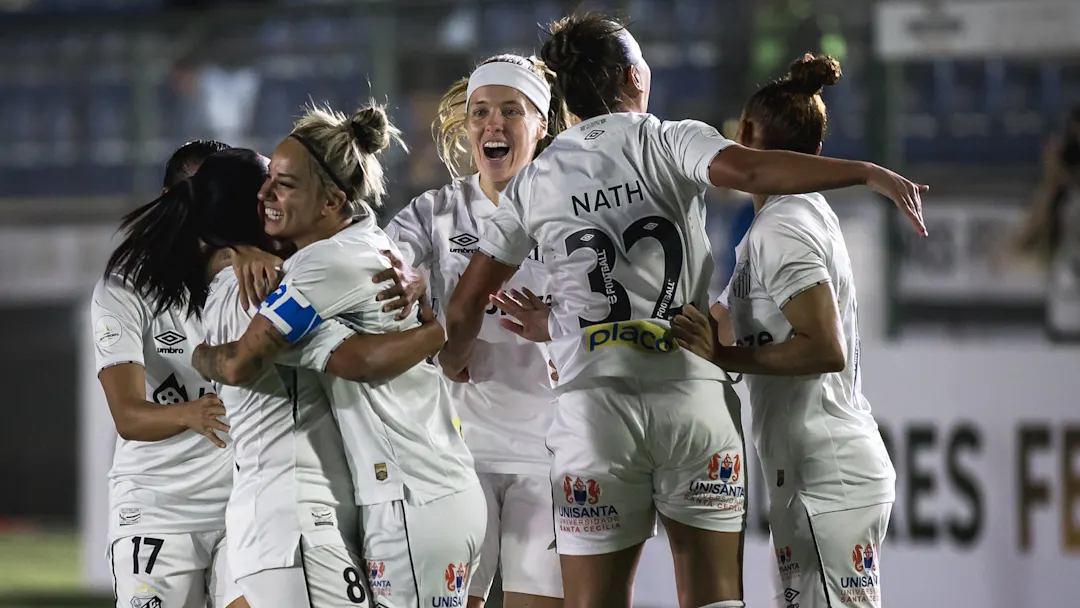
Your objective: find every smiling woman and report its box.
[382,53,574,608]
[433,54,574,203]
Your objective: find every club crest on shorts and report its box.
[130,585,162,608]
[444,562,468,592]
[839,540,881,603]
[563,476,601,506]
[374,462,388,481]
[557,475,620,533]
[708,452,740,483]
[776,546,800,582]
[367,561,391,597]
[853,542,876,573]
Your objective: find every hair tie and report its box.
[289,133,349,193]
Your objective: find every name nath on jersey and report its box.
[571,180,644,216]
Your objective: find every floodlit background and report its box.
[1,0,1079,606]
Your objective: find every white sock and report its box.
[697,602,744,608]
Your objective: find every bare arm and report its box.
[192,314,290,385]
[325,301,446,382]
[709,146,928,236]
[442,253,518,378]
[712,283,846,375]
[98,363,229,448]
[709,302,735,346]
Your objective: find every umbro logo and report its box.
[585,129,604,140]
[449,233,478,248]
[784,588,799,604]
[155,330,186,354]
[449,233,479,254]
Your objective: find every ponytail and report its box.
[104,179,210,318]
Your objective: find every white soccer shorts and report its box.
[770,495,892,608]
[546,378,746,556]
[361,483,487,608]
[237,537,370,608]
[468,472,563,600]
[110,529,241,608]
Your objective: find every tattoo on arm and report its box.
[193,342,239,384]
[194,318,292,385]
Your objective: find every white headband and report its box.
[466,62,551,117]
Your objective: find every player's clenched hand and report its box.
[865,165,930,237]
[490,288,552,343]
[374,250,427,320]
[177,393,230,449]
[232,246,284,311]
[671,304,717,362]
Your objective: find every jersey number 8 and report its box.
[565,215,684,327]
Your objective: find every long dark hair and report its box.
[104,148,274,318]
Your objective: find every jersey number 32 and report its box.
[566,215,683,327]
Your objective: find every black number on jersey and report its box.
[565,215,684,327]
[130,536,164,574]
[343,566,367,603]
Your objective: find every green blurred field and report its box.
[0,530,111,608]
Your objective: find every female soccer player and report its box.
[191,103,486,608]
[94,140,244,608]
[439,13,926,608]
[120,146,444,606]
[674,54,895,608]
[383,53,573,608]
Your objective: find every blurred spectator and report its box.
[169,1,270,148]
[1013,106,1080,342]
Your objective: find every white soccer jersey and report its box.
[720,193,895,515]
[259,214,478,506]
[90,276,232,542]
[385,174,554,475]
[203,269,357,581]
[479,112,734,388]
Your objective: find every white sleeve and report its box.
[275,318,356,372]
[659,119,736,188]
[479,170,537,266]
[258,244,389,343]
[384,190,437,268]
[716,283,731,310]
[749,211,832,308]
[90,277,148,372]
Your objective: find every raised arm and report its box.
[659,119,929,236]
[714,147,926,236]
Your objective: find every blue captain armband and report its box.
[258,283,324,343]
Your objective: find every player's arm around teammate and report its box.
[193,102,486,608]
[682,54,897,608]
[96,140,247,608]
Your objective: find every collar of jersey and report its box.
[560,112,643,141]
